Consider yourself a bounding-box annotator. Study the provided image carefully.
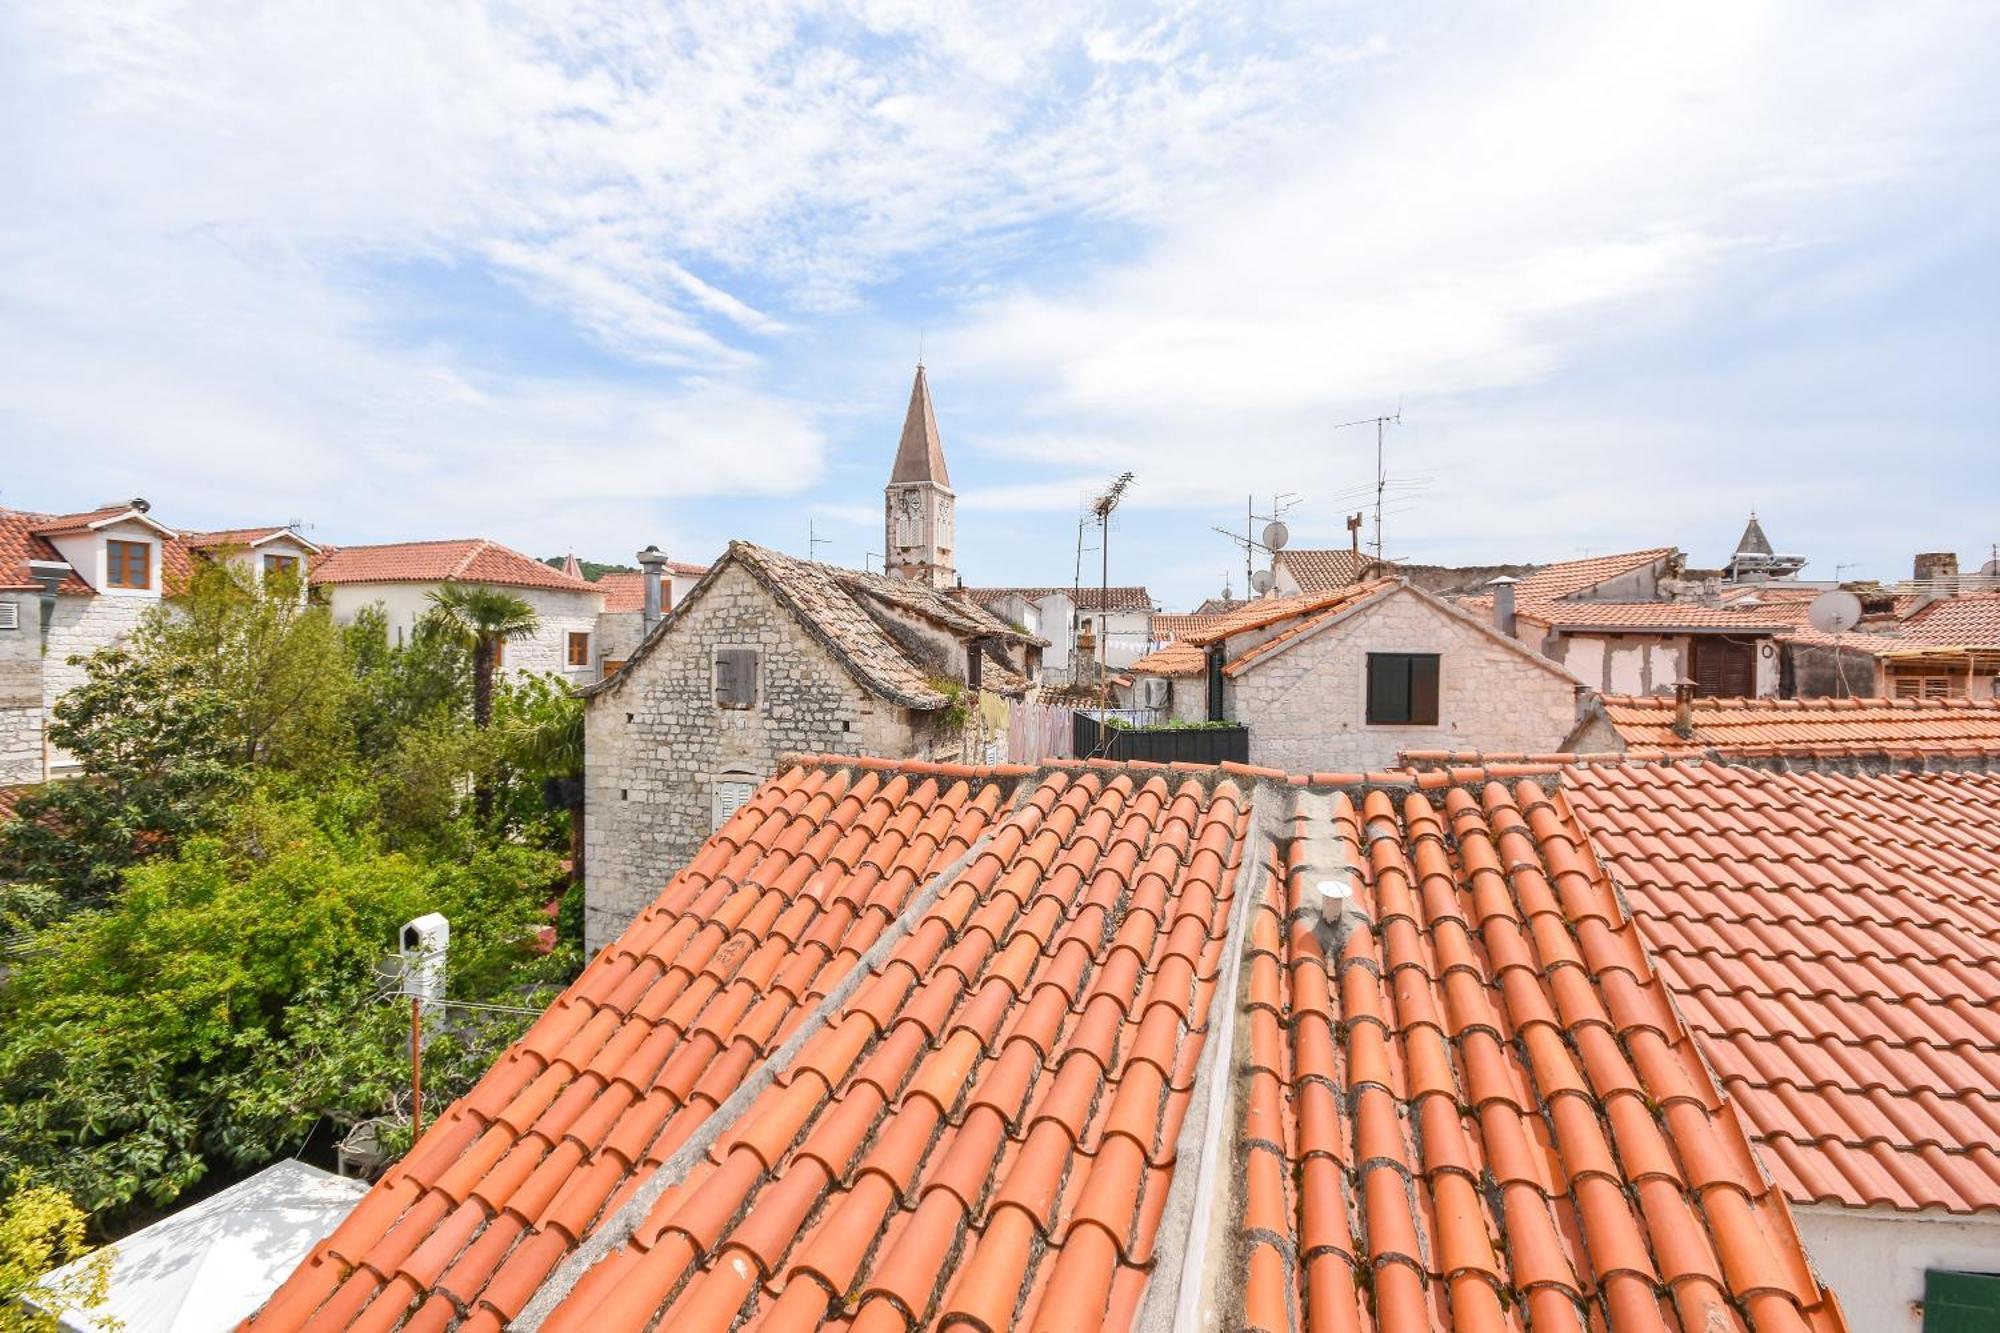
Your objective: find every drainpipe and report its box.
[1205,643,1225,722]
[1487,575,1518,638]
[636,546,669,633]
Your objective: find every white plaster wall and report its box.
[1226,589,1581,772]
[325,582,605,687]
[1792,1203,2000,1333]
[1548,633,1779,698]
[46,519,167,596]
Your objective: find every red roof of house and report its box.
[178,526,319,553]
[1565,762,2000,1214]
[1898,593,2000,649]
[1513,547,1677,601]
[1125,639,1206,677]
[963,585,1155,613]
[1275,547,1368,593]
[252,757,1842,1333]
[1147,612,1228,641]
[311,540,598,593]
[0,508,88,592]
[1591,695,2000,756]
[1181,581,1393,646]
[1519,601,1788,632]
[595,564,711,614]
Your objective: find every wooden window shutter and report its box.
[1408,655,1440,725]
[0,601,17,631]
[715,648,758,708]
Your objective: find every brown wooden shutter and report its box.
[716,648,758,708]
[1408,655,1440,724]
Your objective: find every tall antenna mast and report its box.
[1090,472,1136,688]
[1332,407,1404,565]
[808,519,831,562]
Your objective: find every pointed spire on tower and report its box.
[890,364,950,487]
[561,551,584,580]
[1733,512,1774,557]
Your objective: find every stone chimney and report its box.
[1914,552,1959,591]
[636,545,669,632]
[1673,680,1696,739]
[1487,576,1518,638]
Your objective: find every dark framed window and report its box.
[106,539,151,590]
[262,553,300,579]
[566,631,591,666]
[1366,652,1440,725]
[714,647,759,709]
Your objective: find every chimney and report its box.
[1205,643,1226,722]
[1673,680,1696,738]
[1487,575,1518,638]
[1914,552,1959,591]
[636,545,670,632]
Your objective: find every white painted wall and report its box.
[1543,632,1780,698]
[325,582,606,687]
[1792,1203,2000,1333]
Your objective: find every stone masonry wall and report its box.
[583,563,932,952]
[0,706,40,784]
[0,592,43,782]
[1228,588,1582,773]
[43,593,155,774]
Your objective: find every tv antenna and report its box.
[1331,406,1406,565]
[1089,473,1136,687]
[808,519,832,562]
[1212,492,1300,595]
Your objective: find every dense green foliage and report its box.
[540,556,635,581]
[0,565,585,1238]
[0,1181,112,1332]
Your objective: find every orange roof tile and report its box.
[1148,612,1228,641]
[1236,777,1840,1331]
[0,507,90,593]
[1513,546,1677,600]
[1126,640,1205,677]
[962,585,1155,613]
[1898,592,2000,649]
[594,565,710,614]
[178,526,320,553]
[1182,580,1393,646]
[310,540,599,593]
[1274,547,1368,593]
[1519,599,1789,631]
[1565,763,2000,1215]
[1592,695,2000,756]
[252,757,1844,1332]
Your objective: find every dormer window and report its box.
[106,539,151,590]
[263,553,300,579]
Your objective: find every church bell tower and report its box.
[884,364,956,587]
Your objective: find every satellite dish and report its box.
[1807,589,1862,636]
[1250,569,1275,595]
[1262,520,1289,552]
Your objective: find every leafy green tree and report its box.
[490,673,585,889]
[0,651,240,905]
[342,605,470,763]
[0,1181,115,1333]
[0,792,559,1222]
[146,557,350,772]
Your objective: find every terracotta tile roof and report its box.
[1590,695,2000,756]
[0,782,35,825]
[1518,600,1789,632]
[594,565,711,614]
[254,757,1843,1332]
[1238,777,1840,1331]
[1126,640,1206,677]
[1275,547,1367,593]
[1148,612,1228,641]
[962,585,1155,613]
[1182,581,1394,646]
[1565,763,2000,1215]
[1191,596,1246,615]
[1513,547,1677,601]
[178,526,320,553]
[24,502,164,538]
[1898,593,2000,649]
[310,540,599,593]
[0,507,89,593]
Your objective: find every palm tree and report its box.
[425,584,539,730]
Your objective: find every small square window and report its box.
[262,553,300,579]
[567,631,591,667]
[106,539,150,590]
[714,778,754,828]
[1366,653,1440,725]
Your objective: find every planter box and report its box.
[1072,712,1250,765]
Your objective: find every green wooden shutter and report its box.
[1927,1269,2000,1332]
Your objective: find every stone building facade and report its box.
[1227,585,1583,772]
[883,365,955,588]
[581,541,1036,951]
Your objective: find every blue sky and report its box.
[1,3,1995,610]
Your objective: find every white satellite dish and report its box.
[1262,520,1289,552]
[1250,568,1275,594]
[1807,589,1862,636]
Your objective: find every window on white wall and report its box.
[0,601,18,631]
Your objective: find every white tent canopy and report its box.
[36,1160,366,1333]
